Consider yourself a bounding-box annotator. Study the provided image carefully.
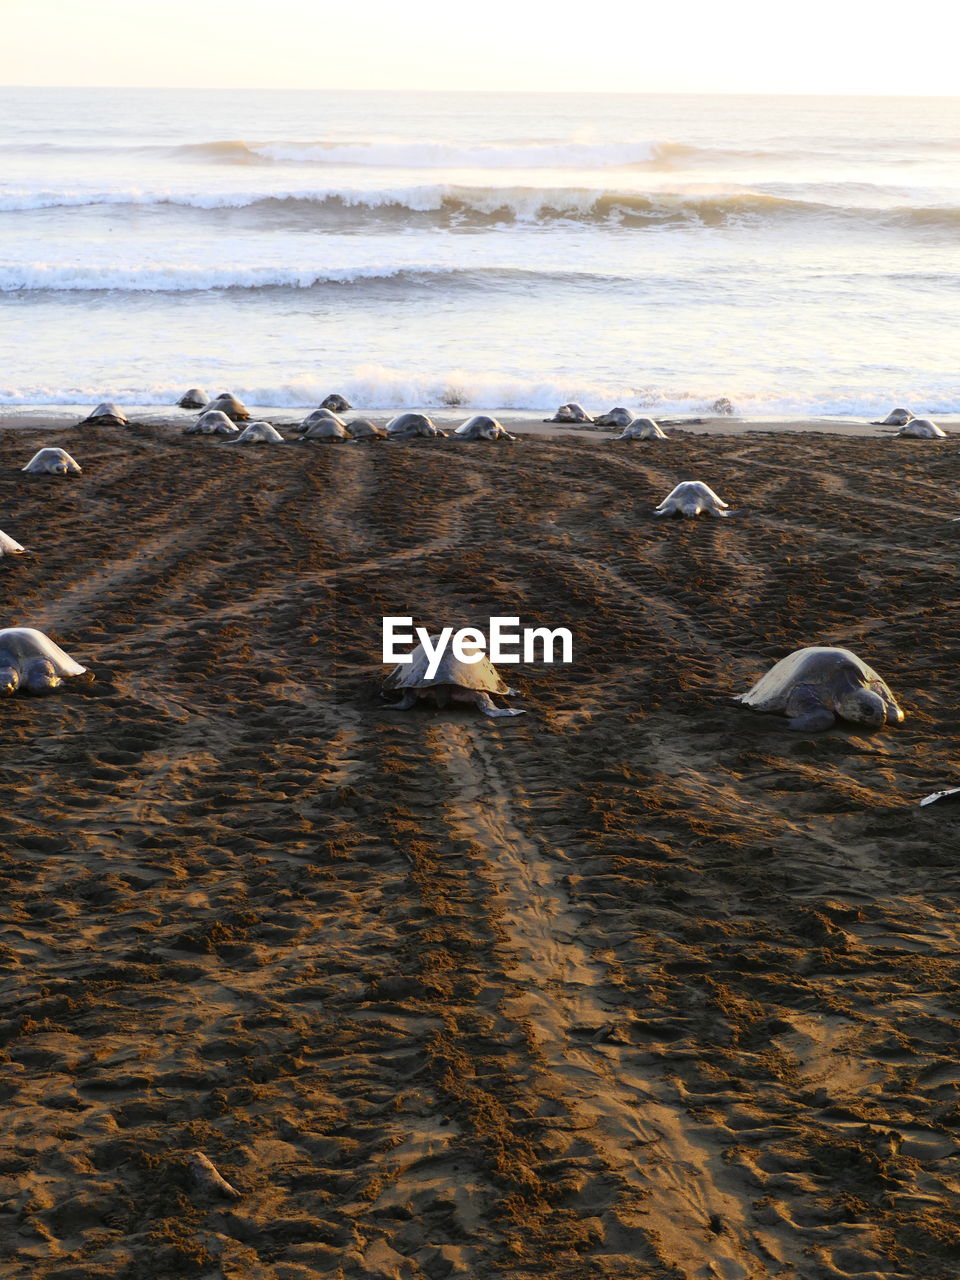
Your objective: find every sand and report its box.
[2,412,960,1279]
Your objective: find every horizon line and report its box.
[1,84,958,100]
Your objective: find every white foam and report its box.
[0,367,956,420]
[249,139,666,168]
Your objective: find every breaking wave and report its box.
[2,183,959,231]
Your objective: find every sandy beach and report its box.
[2,414,960,1279]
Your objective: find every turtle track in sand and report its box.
[2,429,960,1278]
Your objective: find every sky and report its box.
[2,0,959,95]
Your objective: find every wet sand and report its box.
[2,416,960,1278]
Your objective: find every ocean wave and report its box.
[0,136,782,169]
[0,368,957,421]
[9,132,957,169]
[2,183,958,231]
[0,263,611,294]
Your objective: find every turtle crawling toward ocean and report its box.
[735,646,904,732]
[544,403,593,424]
[896,418,946,438]
[615,417,667,440]
[232,421,284,443]
[80,402,127,426]
[873,407,914,426]
[386,412,447,439]
[594,406,635,429]
[23,448,82,476]
[345,418,387,441]
[301,417,349,441]
[0,627,89,696]
[383,638,524,718]
[201,393,249,421]
[454,415,516,441]
[321,393,352,413]
[654,481,731,518]
[184,410,239,436]
[177,388,208,409]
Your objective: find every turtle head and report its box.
[837,687,886,728]
[23,659,60,695]
[0,665,19,696]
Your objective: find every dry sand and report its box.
[2,412,960,1279]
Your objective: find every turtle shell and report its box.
[177,388,208,409]
[0,628,86,677]
[300,408,344,432]
[386,412,439,436]
[232,421,284,443]
[736,647,899,714]
[302,419,349,440]
[201,394,249,421]
[897,418,945,438]
[547,403,592,423]
[321,394,352,412]
[82,402,127,425]
[23,448,82,475]
[595,406,634,428]
[455,415,502,438]
[345,418,387,439]
[186,411,239,436]
[875,407,913,426]
[655,481,728,513]
[384,639,512,695]
[619,418,665,440]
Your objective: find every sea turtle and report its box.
[712,398,735,416]
[0,530,25,556]
[22,448,82,476]
[345,418,387,441]
[184,411,239,436]
[0,627,88,696]
[873,407,914,426]
[453,415,517,441]
[231,421,285,443]
[594,406,635,429]
[654,481,731,517]
[383,637,524,718]
[80,402,127,426]
[301,418,349,441]
[200,393,249,421]
[297,408,344,434]
[544,403,593,424]
[386,412,447,439]
[177,388,208,409]
[896,418,946,438]
[615,417,667,440]
[735,646,904,732]
[321,393,352,412]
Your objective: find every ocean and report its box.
[1,87,958,419]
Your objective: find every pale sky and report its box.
[2,0,958,95]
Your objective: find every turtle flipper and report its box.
[788,707,836,731]
[475,692,525,718]
[785,684,835,731]
[391,691,418,711]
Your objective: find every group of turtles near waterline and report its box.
[301,411,517,443]
[546,402,949,441]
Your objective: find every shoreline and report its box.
[1,405,952,437]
